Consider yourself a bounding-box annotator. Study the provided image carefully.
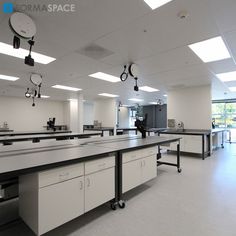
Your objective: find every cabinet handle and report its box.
[87,178,90,187]
[80,181,83,190]
[59,172,69,181]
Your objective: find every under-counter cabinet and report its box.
[19,157,115,236]
[19,163,84,236]
[84,157,115,212]
[122,147,157,193]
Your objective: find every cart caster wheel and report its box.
[119,201,125,209]
[110,202,117,210]
[178,168,182,173]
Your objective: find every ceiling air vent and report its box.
[76,43,114,60]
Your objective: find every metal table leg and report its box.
[202,135,205,160]
[110,151,125,210]
[157,140,182,173]
[221,131,224,148]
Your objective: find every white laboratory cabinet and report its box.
[19,157,115,236]
[122,147,157,193]
[84,157,115,212]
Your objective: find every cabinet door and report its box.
[122,159,142,193]
[38,176,84,235]
[141,155,157,184]
[184,135,202,153]
[85,168,115,212]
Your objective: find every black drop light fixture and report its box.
[120,63,140,91]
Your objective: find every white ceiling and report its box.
[0,0,236,105]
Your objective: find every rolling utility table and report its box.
[158,129,211,160]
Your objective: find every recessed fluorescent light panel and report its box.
[164,94,167,97]
[229,87,236,92]
[216,71,236,82]
[0,42,56,64]
[89,72,120,83]
[128,98,144,102]
[68,99,78,101]
[0,74,19,81]
[139,86,159,92]
[98,93,119,98]
[143,0,173,10]
[52,85,82,91]
[41,95,50,98]
[149,102,158,105]
[188,36,231,63]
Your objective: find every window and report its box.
[212,102,236,128]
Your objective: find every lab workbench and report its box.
[116,128,167,136]
[0,132,102,145]
[157,129,211,160]
[0,135,181,235]
[0,130,72,137]
[83,127,114,136]
[116,127,138,135]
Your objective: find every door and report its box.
[38,176,84,235]
[141,155,157,184]
[122,159,142,193]
[85,167,115,212]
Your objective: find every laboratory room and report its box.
[0,0,236,235]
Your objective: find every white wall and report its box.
[0,96,65,131]
[94,99,117,127]
[83,103,94,125]
[167,85,212,129]
[118,107,129,127]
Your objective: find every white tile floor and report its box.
[1,143,236,236]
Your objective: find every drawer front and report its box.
[39,163,84,188]
[122,150,142,164]
[142,146,157,157]
[85,156,115,175]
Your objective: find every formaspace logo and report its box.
[3,2,13,13]
[2,2,76,14]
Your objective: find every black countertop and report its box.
[0,130,72,137]
[158,129,211,135]
[0,135,180,178]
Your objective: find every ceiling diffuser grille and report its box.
[76,43,114,60]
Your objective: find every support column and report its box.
[64,94,84,133]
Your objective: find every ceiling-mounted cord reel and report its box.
[25,74,43,106]
[9,12,37,66]
[120,63,140,91]
[120,65,129,82]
